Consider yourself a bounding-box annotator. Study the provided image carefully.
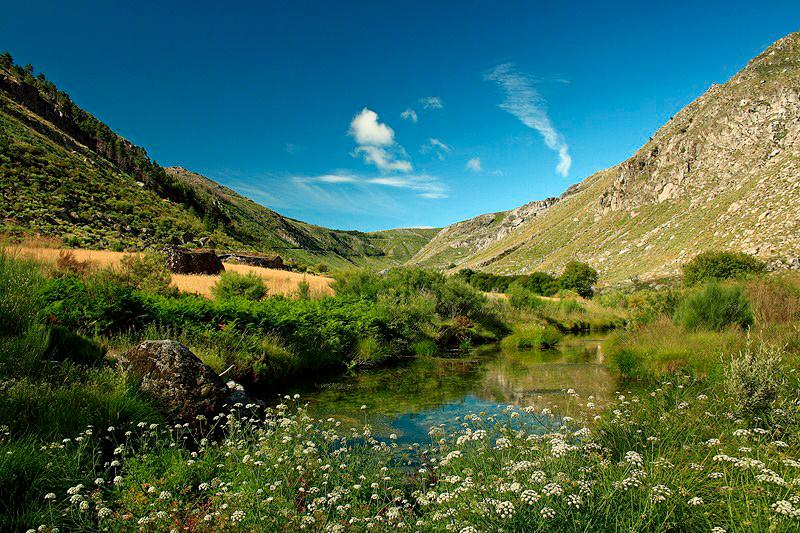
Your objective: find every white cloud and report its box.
[293,172,447,199]
[466,157,482,172]
[355,145,413,172]
[420,137,451,160]
[400,108,418,123]
[349,108,395,146]
[349,107,412,172]
[485,63,572,177]
[368,174,447,198]
[295,173,358,184]
[419,96,443,109]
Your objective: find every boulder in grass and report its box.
[120,340,230,424]
[164,247,224,275]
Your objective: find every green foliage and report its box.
[456,268,559,295]
[559,261,598,298]
[682,250,766,285]
[295,279,311,300]
[673,283,754,331]
[724,342,785,419]
[115,252,173,294]
[500,325,562,352]
[45,325,105,366]
[0,252,45,336]
[334,267,488,320]
[507,282,546,310]
[212,271,268,301]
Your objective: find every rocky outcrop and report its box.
[120,340,258,424]
[416,32,800,281]
[165,247,224,275]
[120,340,228,424]
[409,198,557,269]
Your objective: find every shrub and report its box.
[507,282,546,310]
[411,339,438,357]
[295,279,311,300]
[212,271,267,301]
[354,337,387,366]
[725,342,784,419]
[500,325,562,352]
[115,252,173,294]
[45,325,105,366]
[55,250,91,275]
[673,283,754,331]
[559,261,598,298]
[682,250,765,285]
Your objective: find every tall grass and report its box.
[673,282,754,331]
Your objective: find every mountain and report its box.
[0,53,437,268]
[412,32,800,282]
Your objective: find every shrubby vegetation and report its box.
[683,250,766,285]
[457,261,598,298]
[1,250,799,530]
[211,271,268,301]
[673,282,754,332]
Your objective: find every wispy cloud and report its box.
[485,63,572,177]
[466,157,482,172]
[400,108,418,123]
[368,175,446,198]
[294,172,447,199]
[420,137,451,160]
[294,173,358,184]
[419,96,443,109]
[349,108,412,173]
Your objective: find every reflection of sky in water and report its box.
[280,335,616,445]
[383,394,558,446]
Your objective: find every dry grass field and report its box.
[10,246,334,298]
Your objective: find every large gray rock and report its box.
[120,340,231,424]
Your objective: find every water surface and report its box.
[285,335,615,445]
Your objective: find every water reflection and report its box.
[285,335,616,444]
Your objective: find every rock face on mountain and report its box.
[414,32,800,282]
[410,198,557,268]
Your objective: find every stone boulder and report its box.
[218,252,286,270]
[120,340,239,424]
[164,247,224,275]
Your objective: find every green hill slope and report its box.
[412,32,800,282]
[0,53,436,268]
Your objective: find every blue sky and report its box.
[2,1,798,231]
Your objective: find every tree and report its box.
[559,261,598,298]
[0,51,13,68]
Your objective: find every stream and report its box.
[281,335,617,445]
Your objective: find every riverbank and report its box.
[2,251,800,530]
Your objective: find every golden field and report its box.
[10,246,334,298]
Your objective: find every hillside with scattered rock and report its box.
[0,55,437,268]
[414,32,800,282]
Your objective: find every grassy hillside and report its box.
[0,54,436,268]
[413,33,800,283]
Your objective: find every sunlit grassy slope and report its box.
[413,33,800,283]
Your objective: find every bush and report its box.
[673,283,754,331]
[559,261,598,298]
[500,325,562,352]
[115,252,173,294]
[507,282,546,310]
[212,271,267,301]
[725,342,784,419]
[682,250,765,285]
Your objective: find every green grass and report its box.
[500,324,563,351]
